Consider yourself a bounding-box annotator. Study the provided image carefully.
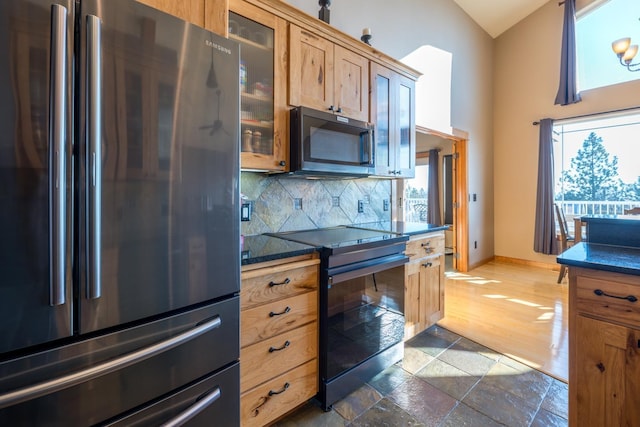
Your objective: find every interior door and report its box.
[77,0,240,333]
[0,0,74,354]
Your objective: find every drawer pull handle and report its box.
[250,382,291,417]
[268,382,290,396]
[269,306,291,317]
[269,340,290,353]
[422,262,433,268]
[268,278,290,287]
[593,289,638,303]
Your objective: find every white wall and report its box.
[494,0,640,264]
[283,0,496,266]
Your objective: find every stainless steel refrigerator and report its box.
[0,0,240,425]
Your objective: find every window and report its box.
[403,163,429,222]
[576,0,640,91]
[553,110,640,218]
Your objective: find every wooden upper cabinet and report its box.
[230,0,289,172]
[135,0,205,26]
[289,24,368,122]
[334,45,369,122]
[370,62,415,178]
[135,0,227,36]
[289,25,334,113]
[205,0,228,36]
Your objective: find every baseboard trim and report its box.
[467,255,495,271]
[493,255,559,271]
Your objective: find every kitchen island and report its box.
[557,216,640,426]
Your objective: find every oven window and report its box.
[326,267,404,380]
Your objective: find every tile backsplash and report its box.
[241,172,392,236]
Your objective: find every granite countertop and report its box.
[241,234,315,266]
[557,242,640,276]
[357,221,449,236]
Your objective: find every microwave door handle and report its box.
[49,4,68,306]
[87,14,102,299]
[360,129,375,166]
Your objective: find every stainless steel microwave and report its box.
[289,106,375,177]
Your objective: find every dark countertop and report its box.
[357,221,449,236]
[580,214,640,223]
[241,222,448,266]
[557,242,640,276]
[241,234,315,266]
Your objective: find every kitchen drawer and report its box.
[0,298,239,425]
[241,322,317,391]
[104,363,239,426]
[241,359,317,427]
[406,234,444,262]
[575,274,640,328]
[241,260,319,310]
[241,290,317,347]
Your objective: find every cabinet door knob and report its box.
[336,107,342,113]
[328,105,334,111]
[422,262,433,268]
[279,160,286,167]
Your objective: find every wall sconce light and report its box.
[611,19,640,72]
[319,0,330,24]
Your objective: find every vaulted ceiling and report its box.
[453,0,602,38]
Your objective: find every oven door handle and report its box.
[328,255,409,285]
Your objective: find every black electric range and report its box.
[268,226,410,410]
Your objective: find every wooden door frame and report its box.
[411,126,469,272]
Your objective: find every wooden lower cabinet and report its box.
[404,231,445,340]
[240,256,319,426]
[569,267,640,426]
[240,360,317,427]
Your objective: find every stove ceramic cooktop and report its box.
[268,226,405,250]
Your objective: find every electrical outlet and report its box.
[294,198,303,210]
[332,196,340,207]
[474,240,478,249]
[383,199,389,211]
[241,202,252,221]
[473,193,477,202]
[357,200,364,213]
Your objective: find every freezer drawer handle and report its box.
[160,386,221,427]
[0,316,221,409]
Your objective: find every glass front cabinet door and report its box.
[370,62,415,178]
[229,0,288,172]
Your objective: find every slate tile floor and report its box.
[274,325,568,427]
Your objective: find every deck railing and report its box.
[557,201,640,217]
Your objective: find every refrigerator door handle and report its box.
[49,4,68,306]
[0,316,222,409]
[87,14,102,299]
[160,387,222,427]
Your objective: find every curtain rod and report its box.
[532,106,640,125]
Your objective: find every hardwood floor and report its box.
[437,260,569,382]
